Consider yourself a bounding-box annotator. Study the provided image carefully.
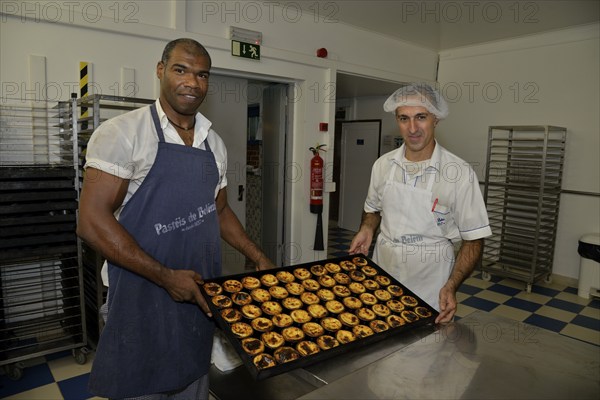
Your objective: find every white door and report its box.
[261,84,287,266]
[199,75,248,275]
[338,121,381,232]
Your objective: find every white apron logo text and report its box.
[154,203,217,235]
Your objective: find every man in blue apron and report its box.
[349,83,492,324]
[77,38,274,399]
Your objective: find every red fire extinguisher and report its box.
[309,144,326,250]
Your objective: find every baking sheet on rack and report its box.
[201,255,438,380]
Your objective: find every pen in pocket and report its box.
[432,198,438,212]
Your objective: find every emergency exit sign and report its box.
[231,40,260,60]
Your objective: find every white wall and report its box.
[0,0,438,265]
[437,23,600,280]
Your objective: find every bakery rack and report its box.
[0,97,87,380]
[482,125,567,292]
[74,94,154,348]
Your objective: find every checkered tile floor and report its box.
[2,224,599,399]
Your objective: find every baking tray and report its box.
[200,255,438,380]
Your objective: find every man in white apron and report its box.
[349,83,492,324]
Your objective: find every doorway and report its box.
[200,77,290,274]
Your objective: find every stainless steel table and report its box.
[209,311,600,399]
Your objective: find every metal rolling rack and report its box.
[0,98,87,380]
[75,94,154,348]
[482,125,567,292]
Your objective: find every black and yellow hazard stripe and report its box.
[79,61,89,130]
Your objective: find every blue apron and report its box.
[89,104,221,398]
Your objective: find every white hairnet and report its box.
[383,83,449,120]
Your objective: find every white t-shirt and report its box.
[84,99,228,285]
[364,141,492,242]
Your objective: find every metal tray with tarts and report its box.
[200,255,438,380]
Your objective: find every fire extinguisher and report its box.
[309,144,326,250]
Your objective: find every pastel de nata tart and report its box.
[359,292,378,306]
[230,322,253,338]
[307,303,328,319]
[374,275,391,286]
[362,279,380,291]
[251,288,272,303]
[332,285,351,298]
[352,256,368,266]
[296,340,320,356]
[293,267,312,280]
[339,260,357,271]
[333,272,351,285]
[261,331,285,349]
[325,300,345,314]
[348,282,366,295]
[369,319,390,333]
[211,294,232,308]
[285,281,305,296]
[253,353,276,369]
[372,303,391,318]
[282,297,303,310]
[401,310,420,323]
[282,326,305,342]
[349,270,366,282]
[300,291,320,305]
[220,308,242,323]
[251,317,274,332]
[342,296,363,310]
[338,312,360,327]
[310,264,326,276]
[261,301,283,316]
[324,262,341,274]
[231,291,252,306]
[317,335,339,350]
[302,322,325,337]
[401,295,419,307]
[353,324,374,339]
[414,306,433,318]
[387,284,404,296]
[274,346,300,364]
[356,307,377,322]
[269,286,289,299]
[241,337,264,356]
[386,299,405,313]
[320,316,343,331]
[318,275,336,288]
[260,273,279,287]
[361,265,378,276]
[387,314,406,328]
[290,309,312,324]
[223,279,243,293]
[272,313,293,328]
[374,289,392,302]
[302,279,321,292]
[241,304,262,319]
[241,276,261,290]
[276,270,295,283]
[316,288,335,301]
[336,329,356,344]
[203,282,222,296]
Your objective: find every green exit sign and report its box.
[231,40,260,60]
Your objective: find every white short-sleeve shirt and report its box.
[85,99,228,218]
[364,141,492,242]
[84,99,228,286]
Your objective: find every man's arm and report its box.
[349,211,381,255]
[215,188,275,270]
[436,238,483,323]
[76,167,211,314]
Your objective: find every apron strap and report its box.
[149,103,166,143]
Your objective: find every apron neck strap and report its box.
[149,103,166,143]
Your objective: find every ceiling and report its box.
[295,0,600,98]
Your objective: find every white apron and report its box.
[373,161,456,311]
